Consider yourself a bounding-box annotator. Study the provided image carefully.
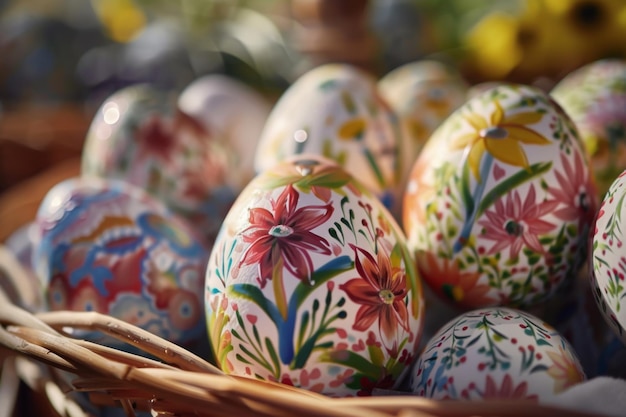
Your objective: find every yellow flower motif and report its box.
[546,347,585,393]
[450,100,550,181]
[338,118,366,140]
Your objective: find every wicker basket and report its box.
[0,243,603,417]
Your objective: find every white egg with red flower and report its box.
[403,83,597,309]
[205,154,425,396]
[81,84,237,244]
[410,307,586,401]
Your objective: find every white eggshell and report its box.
[379,60,468,189]
[254,64,406,215]
[410,307,586,401]
[178,74,272,190]
[205,154,425,396]
[591,170,626,345]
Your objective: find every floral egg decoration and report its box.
[591,170,626,345]
[403,84,597,309]
[410,307,586,401]
[551,59,626,197]
[81,84,237,244]
[378,60,468,179]
[254,64,406,217]
[32,177,209,350]
[206,154,425,396]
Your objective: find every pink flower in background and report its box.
[478,184,558,259]
[238,185,333,287]
[340,245,410,340]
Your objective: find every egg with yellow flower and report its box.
[403,84,597,309]
[254,64,406,217]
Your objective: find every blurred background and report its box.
[3,0,626,240]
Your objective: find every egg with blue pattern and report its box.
[32,177,209,350]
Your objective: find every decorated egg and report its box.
[410,307,586,401]
[254,64,406,216]
[552,59,626,197]
[32,177,209,349]
[591,170,626,345]
[378,60,468,169]
[178,74,272,191]
[403,84,597,309]
[81,84,237,243]
[205,155,425,396]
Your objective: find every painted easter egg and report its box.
[403,83,597,309]
[254,63,406,216]
[205,155,425,396]
[552,59,626,197]
[410,307,586,401]
[81,84,237,244]
[591,170,626,345]
[178,74,272,191]
[32,177,209,349]
[378,60,468,167]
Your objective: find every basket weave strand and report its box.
[0,245,601,417]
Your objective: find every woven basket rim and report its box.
[0,244,600,417]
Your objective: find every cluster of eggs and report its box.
[23,57,626,401]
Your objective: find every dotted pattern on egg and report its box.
[410,307,586,401]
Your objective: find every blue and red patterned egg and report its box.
[32,177,209,349]
[410,307,586,401]
[551,59,626,197]
[205,155,425,396]
[254,64,406,217]
[403,84,597,309]
[81,84,237,244]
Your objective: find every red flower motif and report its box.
[136,115,178,163]
[416,251,495,308]
[478,184,559,259]
[340,245,410,341]
[238,184,333,287]
[482,374,538,401]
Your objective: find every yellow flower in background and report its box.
[450,100,549,180]
[465,12,523,80]
[91,0,146,43]
[464,0,626,81]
